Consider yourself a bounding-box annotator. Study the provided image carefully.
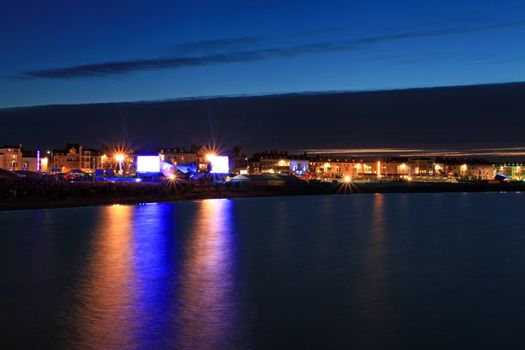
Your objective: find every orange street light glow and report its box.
[206,153,216,161]
[115,153,125,162]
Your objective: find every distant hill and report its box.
[1,82,525,153]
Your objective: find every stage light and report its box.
[207,155,229,174]
[114,153,125,162]
[137,156,161,173]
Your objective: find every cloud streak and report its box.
[14,21,525,79]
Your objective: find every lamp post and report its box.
[115,153,125,175]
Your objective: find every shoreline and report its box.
[1,181,524,211]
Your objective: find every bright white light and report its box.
[344,175,351,183]
[137,156,160,173]
[206,153,216,161]
[208,155,229,174]
[115,153,125,162]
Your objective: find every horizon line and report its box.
[1,80,524,111]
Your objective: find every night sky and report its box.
[1,1,525,153]
[2,0,525,108]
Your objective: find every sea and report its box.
[1,193,525,349]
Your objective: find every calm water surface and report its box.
[1,193,525,349]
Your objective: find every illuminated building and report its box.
[433,163,445,176]
[3,140,522,183]
[0,144,23,171]
[408,158,434,176]
[253,151,309,175]
[190,145,212,171]
[438,158,495,180]
[98,145,135,175]
[494,162,525,180]
[0,146,49,173]
[309,156,363,180]
[40,156,49,173]
[228,146,249,174]
[21,150,41,172]
[52,144,103,173]
[159,147,199,166]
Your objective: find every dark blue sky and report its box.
[2,0,525,108]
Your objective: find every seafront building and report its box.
[21,150,48,172]
[0,145,23,171]
[495,163,524,180]
[159,147,199,166]
[50,143,138,175]
[250,151,309,175]
[159,144,250,173]
[52,144,103,173]
[304,156,497,181]
[228,146,249,175]
[308,156,360,179]
[433,158,494,180]
[99,145,136,175]
[0,142,523,182]
[0,145,48,173]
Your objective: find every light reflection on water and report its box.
[2,193,525,349]
[71,204,139,349]
[175,199,237,349]
[352,194,395,343]
[65,199,237,350]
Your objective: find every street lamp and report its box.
[400,163,408,175]
[205,153,216,161]
[115,153,125,174]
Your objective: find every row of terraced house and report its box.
[1,144,524,181]
[0,143,249,175]
[248,151,524,181]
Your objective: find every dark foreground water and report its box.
[1,193,525,349]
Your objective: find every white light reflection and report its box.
[175,199,238,349]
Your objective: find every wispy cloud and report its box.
[14,20,525,80]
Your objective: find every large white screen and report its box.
[137,156,160,173]
[209,155,229,174]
